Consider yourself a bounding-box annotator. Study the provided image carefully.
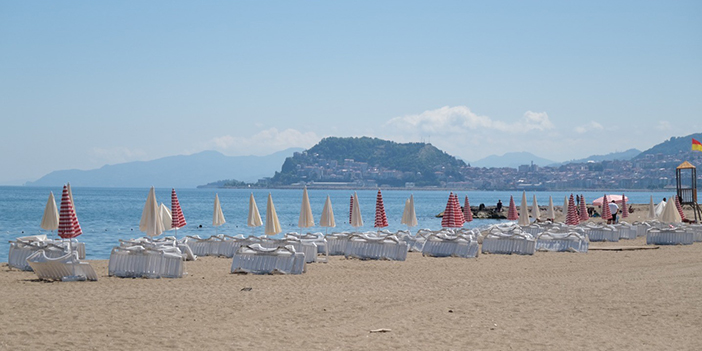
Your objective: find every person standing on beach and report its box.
[608,200,619,224]
[496,200,503,212]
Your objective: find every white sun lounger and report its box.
[580,224,619,242]
[680,225,702,242]
[108,246,185,278]
[646,228,693,245]
[285,232,328,262]
[521,224,544,237]
[258,237,318,263]
[325,232,352,256]
[231,244,306,275]
[8,241,76,271]
[482,230,535,255]
[121,237,197,261]
[344,234,408,261]
[535,231,589,253]
[422,233,479,258]
[612,223,637,240]
[26,250,98,282]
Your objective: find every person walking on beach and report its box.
[608,200,619,224]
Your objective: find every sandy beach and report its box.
[2,204,701,351]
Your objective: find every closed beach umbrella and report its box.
[674,196,686,221]
[320,195,336,233]
[265,193,282,236]
[518,191,530,226]
[351,192,364,228]
[579,194,589,222]
[621,193,629,219]
[58,185,82,239]
[660,196,682,223]
[565,194,580,225]
[247,193,263,228]
[600,194,612,221]
[67,182,76,215]
[374,190,389,228]
[453,194,465,224]
[546,196,556,221]
[160,203,173,232]
[171,189,187,235]
[441,193,463,228]
[563,196,568,215]
[349,195,354,224]
[507,196,518,221]
[402,195,418,228]
[463,195,473,223]
[140,187,164,237]
[212,193,226,234]
[40,191,59,232]
[648,196,656,219]
[531,195,541,221]
[298,186,315,229]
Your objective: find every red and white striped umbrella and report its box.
[601,194,612,220]
[171,188,187,230]
[349,195,354,224]
[374,190,389,228]
[675,195,686,221]
[507,195,518,221]
[441,192,461,228]
[579,194,589,222]
[453,193,465,225]
[566,194,580,225]
[621,193,629,218]
[463,195,473,223]
[58,184,82,239]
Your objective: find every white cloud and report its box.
[90,147,147,165]
[575,121,604,134]
[384,106,554,134]
[656,121,671,131]
[208,128,320,156]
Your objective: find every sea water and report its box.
[0,186,666,261]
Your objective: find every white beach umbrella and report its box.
[546,196,556,221]
[212,193,226,232]
[160,203,173,231]
[401,195,418,228]
[647,196,656,220]
[518,191,530,226]
[320,195,336,233]
[532,194,541,220]
[265,193,282,236]
[350,192,364,228]
[67,182,76,215]
[563,196,568,215]
[140,187,165,237]
[247,193,263,230]
[40,191,59,232]
[298,186,315,229]
[660,196,682,223]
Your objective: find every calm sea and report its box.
[0,186,668,262]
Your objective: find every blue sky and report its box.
[1,1,700,184]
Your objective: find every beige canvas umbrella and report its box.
[298,186,315,229]
[140,187,165,237]
[518,191,530,226]
[401,195,418,228]
[265,193,282,236]
[67,182,76,215]
[40,191,59,233]
[647,196,656,219]
[532,194,541,220]
[160,203,173,232]
[320,195,336,234]
[563,196,568,215]
[546,196,556,221]
[350,192,364,228]
[212,193,226,234]
[660,196,682,223]
[247,193,262,235]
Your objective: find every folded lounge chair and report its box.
[231,244,306,275]
[646,228,693,245]
[344,234,408,261]
[26,250,98,282]
[422,233,479,258]
[108,246,185,278]
[535,230,589,253]
[482,228,535,255]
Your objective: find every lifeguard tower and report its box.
[676,161,702,223]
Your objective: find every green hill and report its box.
[635,133,702,160]
[271,137,467,186]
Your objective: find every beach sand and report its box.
[1,204,701,350]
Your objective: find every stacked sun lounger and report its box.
[422,232,479,258]
[681,225,702,242]
[285,232,328,262]
[632,221,653,237]
[535,230,589,253]
[325,232,352,256]
[396,229,431,252]
[108,245,185,278]
[231,244,306,275]
[121,237,196,261]
[579,224,619,242]
[344,233,408,261]
[612,223,637,240]
[521,224,544,237]
[182,235,242,258]
[8,236,86,271]
[646,227,693,245]
[26,250,98,281]
[482,226,535,255]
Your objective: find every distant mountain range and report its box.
[551,148,641,166]
[470,152,556,169]
[634,133,702,159]
[25,148,302,188]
